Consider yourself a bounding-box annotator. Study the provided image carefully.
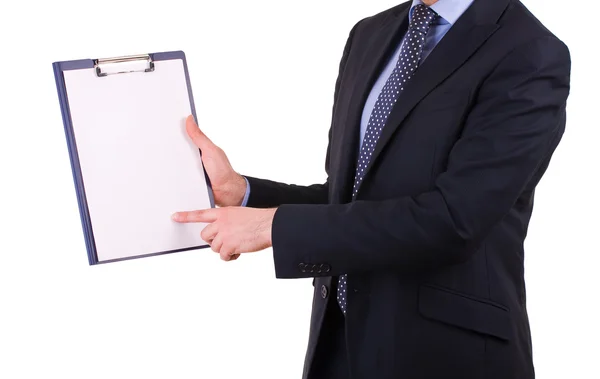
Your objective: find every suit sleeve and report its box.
[271,36,572,278]
[243,21,361,208]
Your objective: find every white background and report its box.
[0,0,598,378]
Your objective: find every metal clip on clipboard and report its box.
[94,54,155,77]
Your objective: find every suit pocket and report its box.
[419,90,469,112]
[418,284,512,341]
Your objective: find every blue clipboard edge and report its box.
[53,50,214,266]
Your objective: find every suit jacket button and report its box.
[323,265,331,273]
[298,263,306,272]
[321,285,328,299]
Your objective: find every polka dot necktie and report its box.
[336,4,438,315]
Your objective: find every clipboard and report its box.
[53,51,214,265]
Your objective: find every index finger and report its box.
[171,209,218,223]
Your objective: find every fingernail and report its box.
[171,213,180,221]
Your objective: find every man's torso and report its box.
[306,1,566,378]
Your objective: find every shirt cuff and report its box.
[240,176,251,207]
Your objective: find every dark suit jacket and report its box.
[245,0,571,378]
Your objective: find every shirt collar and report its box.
[410,0,474,25]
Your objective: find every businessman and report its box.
[172,0,571,377]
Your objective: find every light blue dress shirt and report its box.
[242,0,474,205]
[359,0,474,149]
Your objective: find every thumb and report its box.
[186,115,214,150]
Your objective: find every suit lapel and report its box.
[335,6,410,203]
[356,0,510,194]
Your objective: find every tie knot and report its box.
[409,4,437,33]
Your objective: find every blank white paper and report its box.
[64,59,210,262]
